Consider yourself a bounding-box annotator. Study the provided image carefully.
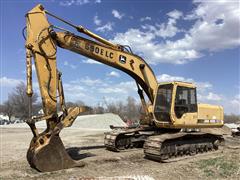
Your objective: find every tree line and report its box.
[0,82,141,123]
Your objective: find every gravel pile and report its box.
[72,113,126,130]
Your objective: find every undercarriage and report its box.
[104,127,224,162]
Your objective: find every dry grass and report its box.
[197,155,240,178]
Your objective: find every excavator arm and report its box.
[24,4,158,172]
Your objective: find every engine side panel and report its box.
[197,103,224,126]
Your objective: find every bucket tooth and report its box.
[27,134,85,172]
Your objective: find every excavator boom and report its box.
[54,31,158,102]
[24,4,158,172]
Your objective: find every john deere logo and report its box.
[119,55,126,64]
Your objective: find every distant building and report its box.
[225,123,240,133]
[0,114,18,124]
[38,109,44,115]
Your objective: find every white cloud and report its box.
[59,0,75,6]
[112,28,200,64]
[98,87,125,94]
[140,16,152,22]
[195,82,212,93]
[223,94,240,115]
[112,1,240,64]
[59,0,95,6]
[140,10,182,39]
[71,76,102,86]
[98,81,136,94]
[82,58,102,64]
[107,71,120,78]
[95,0,101,3]
[112,9,124,19]
[167,9,183,19]
[77,0,90,5]
[96,22,114,32]
[231,94,240,107]
[63,77,137,104]
[129,16,134,20]
[142,18,180,39]
[63,61,77,69]
[64,83,85,92]
[183,0,240,51]
[93,15,101,26]
[199,92,222,101]
[157,74,193,83]
[0,77,23,87]
[63,82,94,103]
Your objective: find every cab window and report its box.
[175,86,197,118]
[154,84,173,122]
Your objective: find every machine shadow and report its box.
[66,145,105,160]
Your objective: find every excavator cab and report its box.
[153,81,223,129]
[153,82,199,128]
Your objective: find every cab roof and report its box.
[158,81,196,88]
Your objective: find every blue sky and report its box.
[0,0,239,114]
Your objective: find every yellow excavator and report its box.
[24,4,224,172]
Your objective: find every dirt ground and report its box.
[0,127,240,180]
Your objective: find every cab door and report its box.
[153,84,173,122]
[173,86,198,126]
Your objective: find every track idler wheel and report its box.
[27,133,85,172]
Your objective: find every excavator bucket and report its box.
[27,134,84,172]
[26,106,89,172]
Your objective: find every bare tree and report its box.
[92,103,105,114]
[105,101,118,114]
[65,100,85,108]
[102,96,141,122]
[104,100,123,115]
[0,104,3,113]
[33,102,43,115]
[0,99,14,121]
[125,97,141,122]
[9,82,38,120]
[75,100,85,106]
[224,114,240,123]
